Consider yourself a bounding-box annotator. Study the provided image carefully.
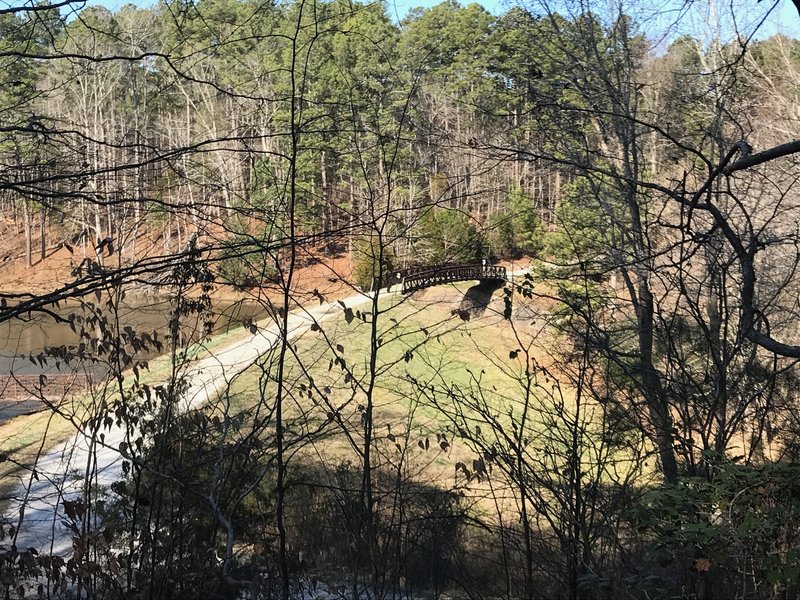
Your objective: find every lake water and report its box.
[0,295,270,377]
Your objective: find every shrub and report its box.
[543,176,616,263]
[351,235,396,290]
[284,461,467,593]
[216,235,276,289]
[629,461,800,598]
[413,207,484,265]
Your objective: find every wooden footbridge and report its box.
[393,263,507,293]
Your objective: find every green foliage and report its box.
[487,186,543,258]
[400,1,493,84]
[216,234,276,290]
[632,461,800,596]
[0,8,57,108]
[351,235,396,290]
[413,207,484,265]
[4,0,800,596]
[544,176,616,266]
[486,8,576,117]
[106,408,275,598]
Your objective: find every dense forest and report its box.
[1,0,800,598]
[6,0,794,286]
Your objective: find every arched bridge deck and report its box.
[395,263,507,293]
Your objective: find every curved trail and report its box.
[7,289,396,555]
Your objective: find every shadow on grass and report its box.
[458,281,504,318]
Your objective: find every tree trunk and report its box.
[40,205,46,262]
[637,280,679,483]
[24,201,32,269]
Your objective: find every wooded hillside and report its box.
[0,0,794,294]
[2,0,800,599]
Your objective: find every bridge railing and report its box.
[0,373,90,401]
[399,263,506,293]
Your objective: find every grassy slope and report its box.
[0,274,636,518]
[215,282,547,486]
[213,279,645,510]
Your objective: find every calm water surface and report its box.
[0,295,270,377]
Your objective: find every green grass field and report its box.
[209,283,552,480]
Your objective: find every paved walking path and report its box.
[6,289,394,555]
[3,266,532,556]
